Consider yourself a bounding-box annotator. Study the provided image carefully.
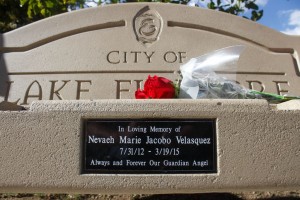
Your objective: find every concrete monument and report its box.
[1,4,300,106]
[0,3,299,194]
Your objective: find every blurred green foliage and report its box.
[0,0,263,33]
[19,0,84,19]
[0,0,84,32]
[206,0,263,21]
[0,0,29,33]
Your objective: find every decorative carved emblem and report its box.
[134,7,162,47]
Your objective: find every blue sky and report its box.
[257,0,300,35]
[84,0,300,35]
[185,0,300,35]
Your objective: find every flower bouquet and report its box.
[135,46,300,103]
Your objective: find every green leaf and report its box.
[45,0,54,8]
[40,8,46,16]
[20,0,29,6]
[32,3,39,15]
[251,9,263,21]
[245,2,258,10]
[226,7,236,15]
[37,1,43,9]
[219,7,225,12]
[207,1,216,9]
[27,7,32,18]
[255,10,263,21]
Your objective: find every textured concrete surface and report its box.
[1,3,300,105]
[0,99,299,194]
[0,3,299,195]
[1,191,300,199]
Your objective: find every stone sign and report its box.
[1,4,300,106]
[0,3,299,194]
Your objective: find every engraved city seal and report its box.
[133,7,162,47]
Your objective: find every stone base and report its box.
[0,99,299,194]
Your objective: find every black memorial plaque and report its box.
[82,119,217,174]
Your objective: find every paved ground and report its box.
[1,191,300,200]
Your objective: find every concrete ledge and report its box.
[276,100,300,110]
[29,99,271,112]
[0,100,299,194]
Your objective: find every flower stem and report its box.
[250,90,300,103]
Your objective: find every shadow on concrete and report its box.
[259,198,300,200]
[0,32,10,99]
[0,193,300,200]
[137,193,300,200]
[138,193,243,200]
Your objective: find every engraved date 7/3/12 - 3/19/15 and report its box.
[118,147,180,156]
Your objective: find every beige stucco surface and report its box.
[0,3,300,194]
[0,100,299,193]
[1,3,300,105]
